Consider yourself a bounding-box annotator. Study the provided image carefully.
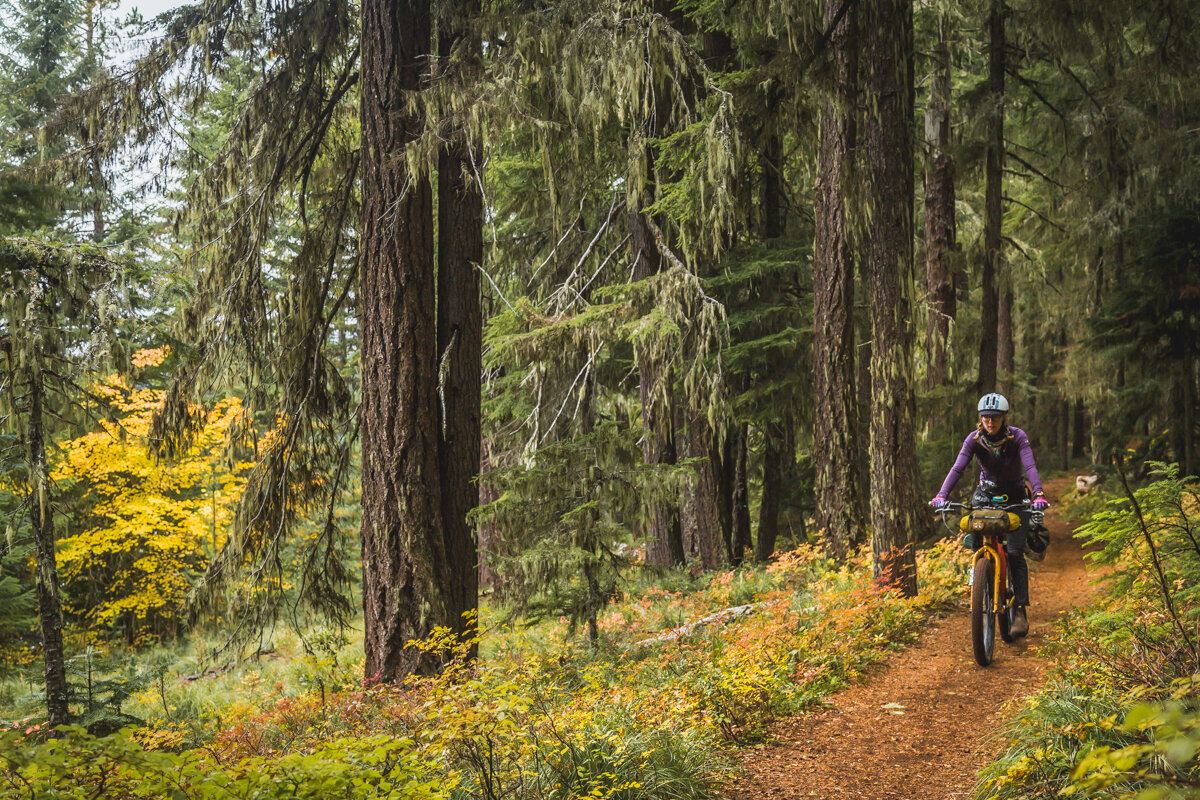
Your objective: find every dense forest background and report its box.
[0,0,1198,795]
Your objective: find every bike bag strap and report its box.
[960,509,1021,535]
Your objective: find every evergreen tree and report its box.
[0,237,125,726]
[436,0,484,654]
[862,0,920,595]
[812,0,864,561]
[921,5,957,424]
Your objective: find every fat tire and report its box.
[999,584,1015,643]
[971,556,996,666]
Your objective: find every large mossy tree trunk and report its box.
[360,0,448,681]
[631,171,685,567]
[862,0,920,596]
[812,0,864,561]
[923,17,956,424]
[681,411,726,570]
[437,0,483,654]
[979,0,1005,395]
[27,364,70,727]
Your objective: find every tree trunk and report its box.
[862,0,920,596]
[437,1,483,655]
[631,163,685,567]
[997,287,1014,393]
[812,0,865,561]
[978,0,1005,395]
[1058,397,1069,471]
[717,430,735,559]
[756,427,783,562]
[477,436,501,593]
[856,299,872,503]
[360,0,448,681]
[732,424,751,565]
[923,16,956,417]
[761,131,784,240]
[89,149,105,242]
[27,365,70,727]
[1072,398,1087,459]
[1181,335,1196,477]
[681,411,726,570]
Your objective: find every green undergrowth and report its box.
[1,540,971,800]
[976,463,1200,800]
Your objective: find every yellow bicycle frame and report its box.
[960,511,1020,610]
[975,543,1006,611]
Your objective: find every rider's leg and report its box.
[1005,528,1030,606]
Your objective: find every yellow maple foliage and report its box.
[52,350,253,643]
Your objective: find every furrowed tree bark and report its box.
[923,17,955,420]
[437,0,482,655]
[631,162,684,567]
[862,0,920,596]
[856,297,872,502]
[978,0,1005,395]
[27,364,70,727]
[360,0,448,681]
[681,411,726,570]
[812,0,864,561]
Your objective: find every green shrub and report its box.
[0,727,445,800]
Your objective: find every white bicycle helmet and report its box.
[978,392,1010,415]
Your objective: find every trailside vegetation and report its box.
[0,543,970,799]
[977,465,1200,799]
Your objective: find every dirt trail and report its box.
[726,476,1096,800]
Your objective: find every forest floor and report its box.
[725,476,1097,800]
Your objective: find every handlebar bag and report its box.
[962,508,1021,535]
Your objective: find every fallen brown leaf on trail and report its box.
[725,476,1097,800]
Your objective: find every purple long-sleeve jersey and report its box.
[937,425,1044,499]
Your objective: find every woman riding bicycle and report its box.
[929,393,1050,638]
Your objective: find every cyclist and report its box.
[929,393,1050,638]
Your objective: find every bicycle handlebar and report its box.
[931,500,1046,536]
[934,500,1030,513]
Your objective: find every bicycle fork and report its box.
[967,540,1009,611]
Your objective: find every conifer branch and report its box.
[1111,453,1198,662]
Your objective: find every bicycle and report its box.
[933,498,1044,666]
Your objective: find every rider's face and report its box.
[980,413,1004,434]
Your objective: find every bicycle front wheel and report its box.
[971,556,996,666]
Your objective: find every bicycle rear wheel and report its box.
[971,556,996,666]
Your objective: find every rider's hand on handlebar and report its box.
[930,494,947,510]
[1032,493,1049,512]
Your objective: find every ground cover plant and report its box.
[976,464,1200,800]
[1,539,970,799]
